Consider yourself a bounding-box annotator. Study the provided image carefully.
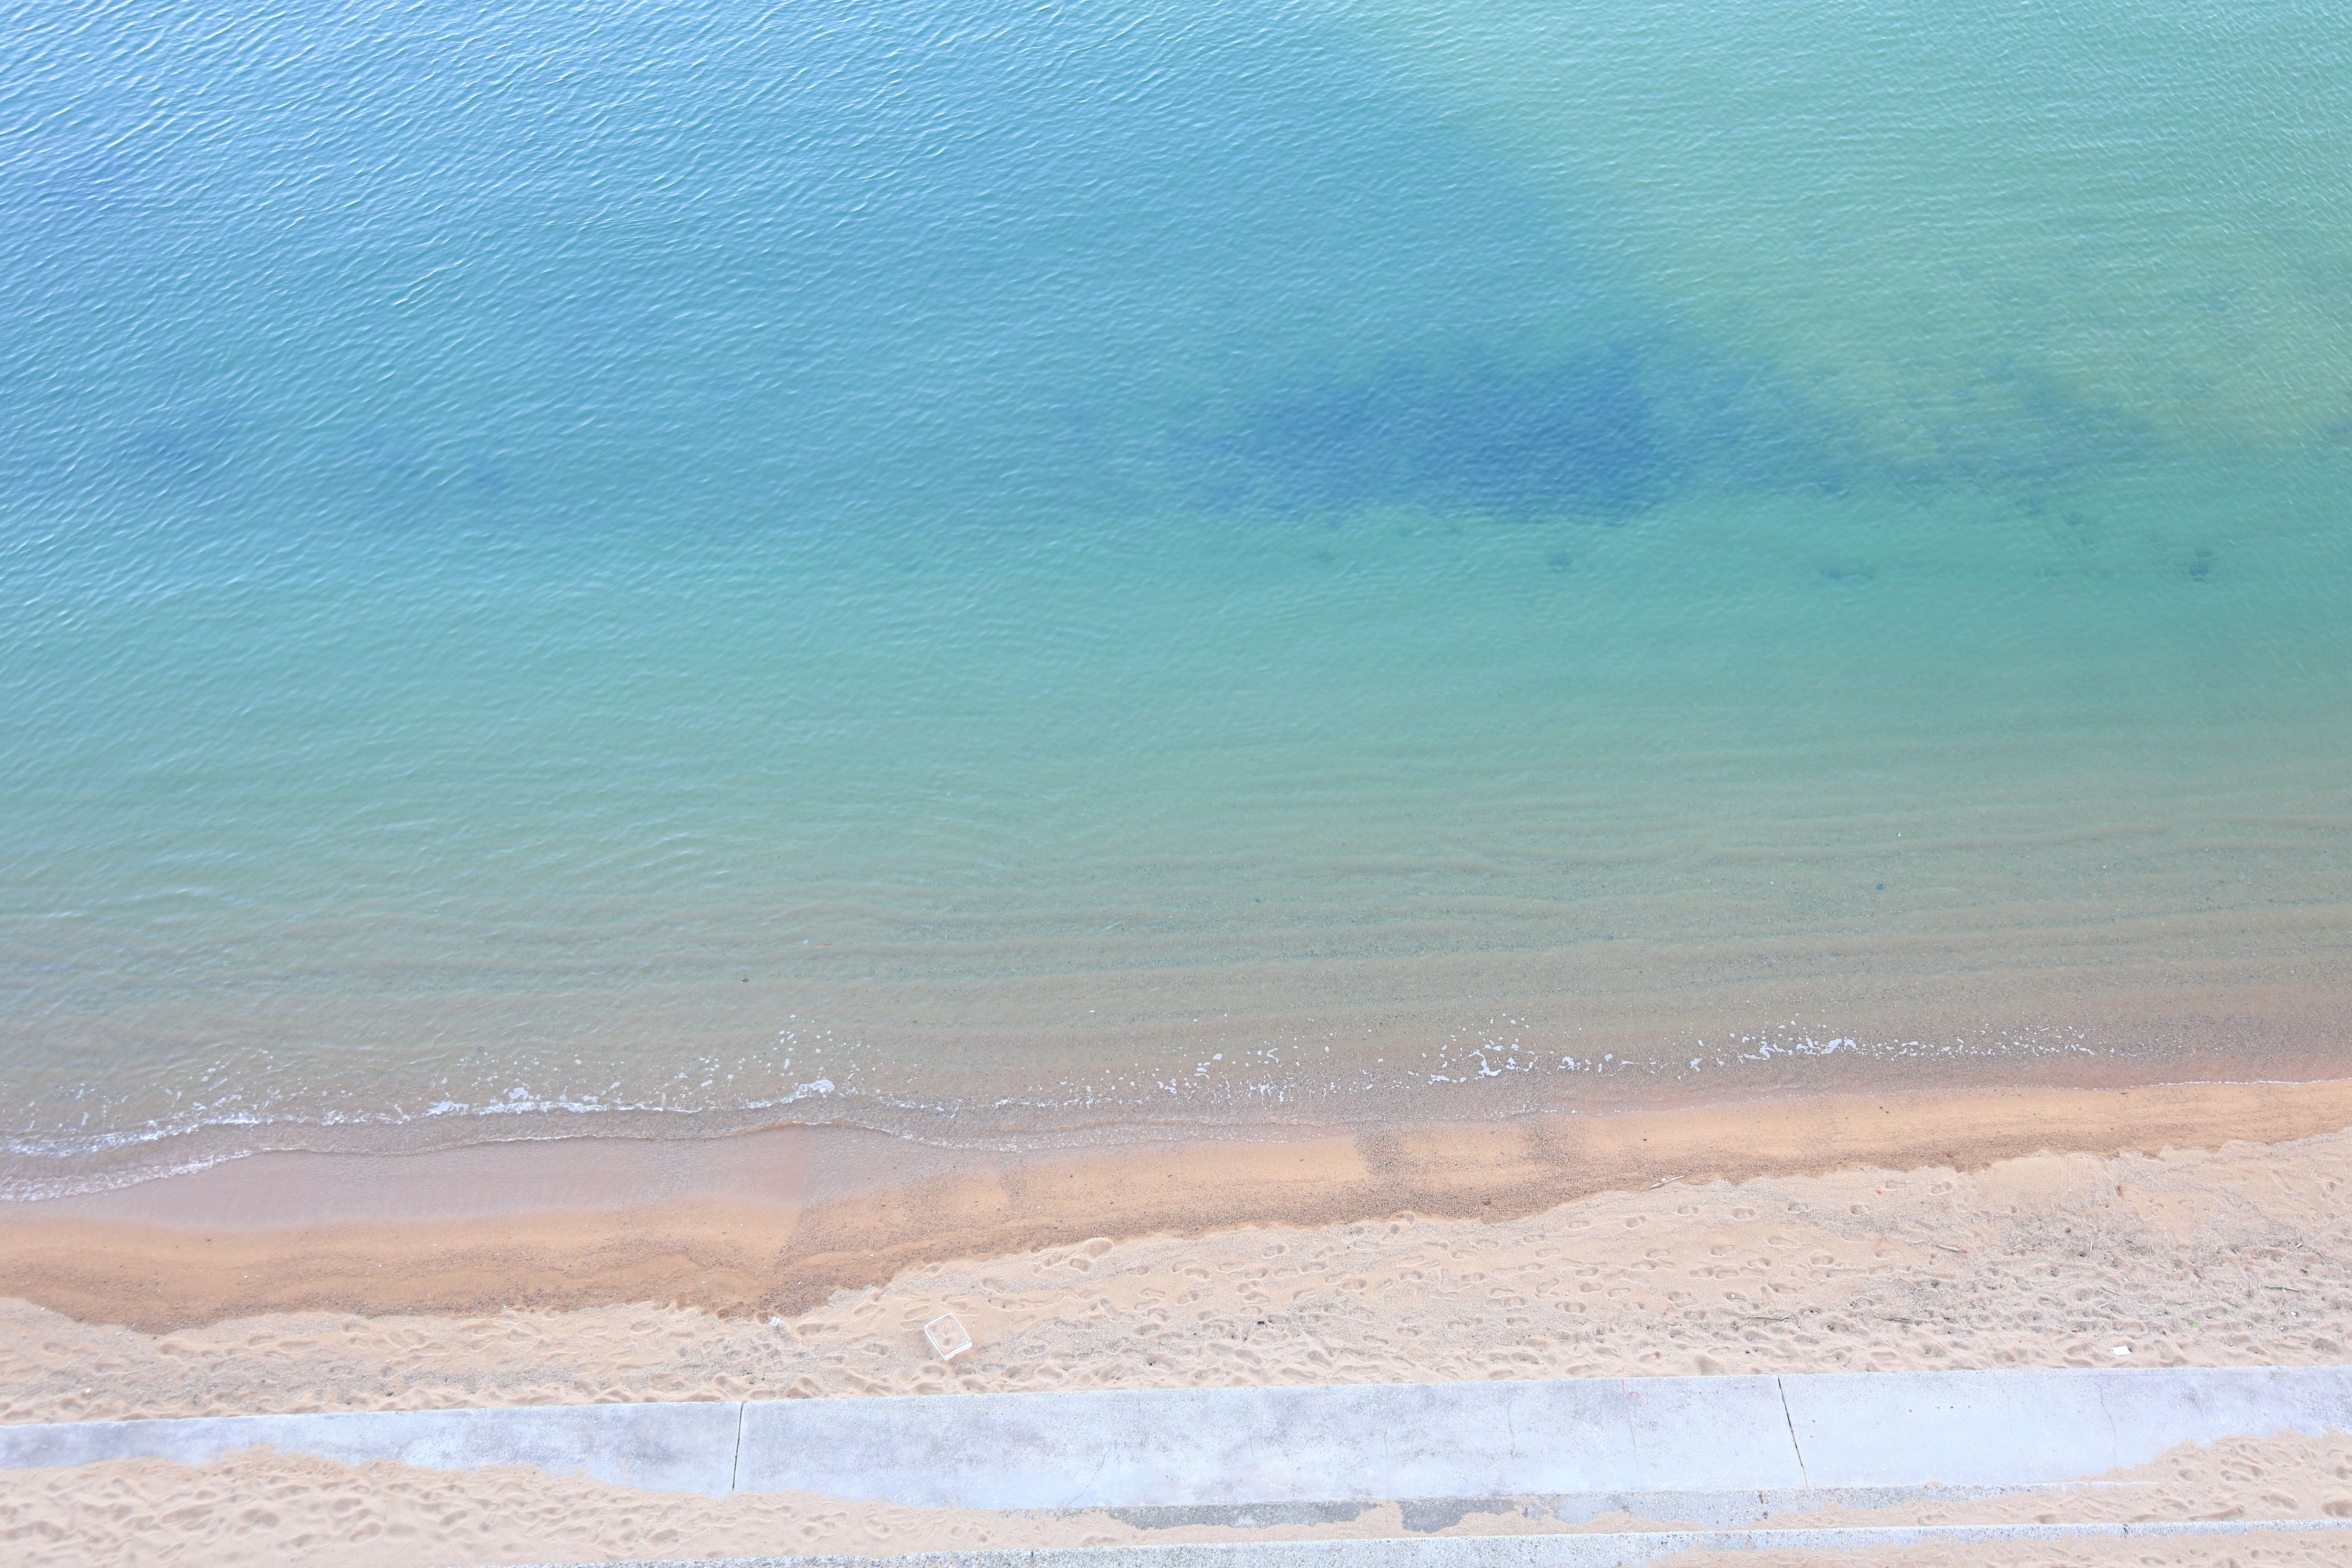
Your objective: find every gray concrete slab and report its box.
[518,1518,2352,1568]
[734,1377,1805,1510]
[1783,1365,2352,1488]
[5,1365,2352,1521]
[0,1400,742,1496]
[1081,1480,2138,1534]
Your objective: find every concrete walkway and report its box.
[4,1366,2349,1516]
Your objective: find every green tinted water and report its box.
[4,0,2348,1194]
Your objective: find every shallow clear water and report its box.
[5,0,2350,1195]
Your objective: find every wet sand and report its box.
[6,1079,2352,1334]
[2,1105,2350,1423]
[0,1078,2344,1384]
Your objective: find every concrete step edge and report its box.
[510,1517,2352,1568]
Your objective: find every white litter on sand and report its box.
[924,1314,974,1363]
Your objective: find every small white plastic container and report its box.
[923,1313,974,1362]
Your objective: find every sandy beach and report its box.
[10,1430,2352,1566]
[9,1078,2352,1335]
[4,1078,2352,1563]
[16,0,2352,1562]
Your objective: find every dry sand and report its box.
[8,1429,2352,1566]
[4,1079,2352,1563]
[6,1085,2352,1417]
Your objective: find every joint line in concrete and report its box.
[1773,1375,1809,1490]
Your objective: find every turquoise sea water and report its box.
[5,0,2351,1196]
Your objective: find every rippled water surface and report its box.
[5,0,2351,1194]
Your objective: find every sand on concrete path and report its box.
[9,1427,2352,1566]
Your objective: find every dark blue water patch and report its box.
[1201,344,1662,522]
[1184,326,1878,527]
[1638,344,1858,500]
[3,0,1652,535]
[123,406,247,485]
[1925,358,2155,486]
[26,145,143,228]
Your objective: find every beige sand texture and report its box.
[7,1097,2352,1564]
[10,1429,2352,1566]
[5,1123,2349,1422]
[14,1081,2352,1337]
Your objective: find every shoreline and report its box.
[5,1076,2350,1333]
[16,934,2347,1207]
[4,1084,2350,1434]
